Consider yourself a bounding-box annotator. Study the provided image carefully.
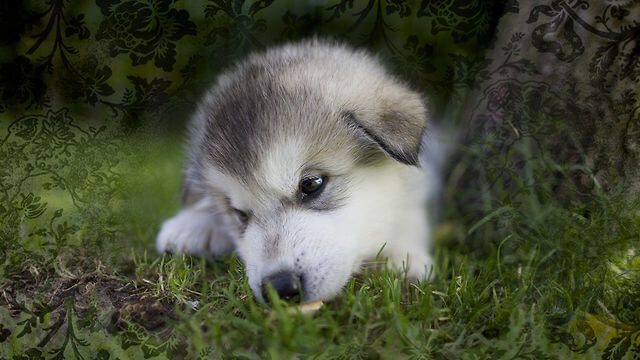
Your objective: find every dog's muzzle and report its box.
[261,271,302,303]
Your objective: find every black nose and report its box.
[261,271,302,303]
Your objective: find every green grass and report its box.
[1,133,639,359]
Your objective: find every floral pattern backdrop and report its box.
[1,0,638,358]
[456,1,640,213]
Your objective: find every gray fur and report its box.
[185,39,428,197]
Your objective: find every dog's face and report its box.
[188,42,428,302]
[206,134,411,301]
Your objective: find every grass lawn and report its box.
[1,130,639,359]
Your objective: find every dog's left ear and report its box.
[346,84,428,166]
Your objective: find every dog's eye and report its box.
[233,208,250,224]
[300,175,326,199]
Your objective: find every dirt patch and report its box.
[1,256,176,336]
[113,297,172,331]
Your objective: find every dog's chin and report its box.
[300,283,349,303]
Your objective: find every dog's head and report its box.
[188,41,428,302]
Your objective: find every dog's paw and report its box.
[388,251,434,282]
[156,207,235,257]
[407,252,435,281]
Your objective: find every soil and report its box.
[1,257,176,335]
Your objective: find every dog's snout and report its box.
[261,271,302,303]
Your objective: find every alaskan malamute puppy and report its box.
[157,39,442,303]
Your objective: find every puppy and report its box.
[156,39,442,303]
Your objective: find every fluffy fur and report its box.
[156,39,442,302]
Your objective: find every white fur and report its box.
[156,196,236,256]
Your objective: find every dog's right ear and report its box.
[345,84,428,166]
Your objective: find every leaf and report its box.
[121,329,143,349]
[16,318,35,338]
[0,327,11,342]
[130,52,154,67]
[24,200,47,219]
[165,8,196,39]
[590,42,619,87]
[53,208,63,218]
[153,40,177,72]
[142,342,166,358]
[23,348,44,360]
[65,25,78,37]
[603,334,631,360]
[121,88,134,104]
